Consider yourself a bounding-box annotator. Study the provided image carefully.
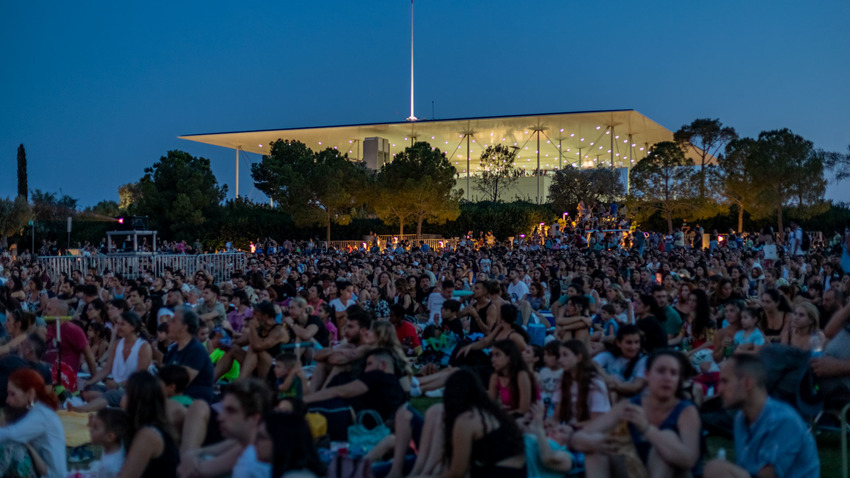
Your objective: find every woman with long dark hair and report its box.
[594,324,648,399]
[442,368,526,478]
[760,288,792,344]
[117,371,179,478]
[488,339,537,417]
[553,339,610,427]
[577,350,701,477]
[255,411,324,478]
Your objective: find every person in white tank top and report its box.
[72,311,153,412]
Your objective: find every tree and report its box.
[548,166,625,215]
[473,144,523,202]
[627,141,697,234]
[17,145,27,200]
[136,150,227,238]
[374,142,462,239]
[372,176,414,236]
[252,140,367,242]
[674,118,737,196]
[118,182,143,211]
[711,138,764,233]
[31,189,78,222]
[824,143,850,182]
[83,200,121,218]
[0,196,31,248]
[747,129,827,240]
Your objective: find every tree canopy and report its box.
[252,140,367,242]
[0,196,31,248]
[628,141,697,234]
[548,166,624,216]
[674,118,737,196]
[473,144,523,202]
[136,150,227,238]
[374,142,461,238]
[746,129,828,239]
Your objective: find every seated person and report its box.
[308,307,372,392]
[816,298,850,408]
[575,351,700,477]
[704,355,820,478]
[221,301,289,382]
[305,348,406,424]
[163,309,214,403]
[89,408,129,478]
[43,298,98,378]
[273,352,309,406]
[0,333,52,406]
[179,379,273,478]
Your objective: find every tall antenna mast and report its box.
[406,0,417,121]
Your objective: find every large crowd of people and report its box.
[0,215,849,478]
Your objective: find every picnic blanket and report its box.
[58,410,91,448]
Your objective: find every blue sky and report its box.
[2,0,848,206]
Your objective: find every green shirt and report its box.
[210,348,240,382]
[171,394,193,407]
[662,306,683,337]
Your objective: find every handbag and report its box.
[347,410,390,451]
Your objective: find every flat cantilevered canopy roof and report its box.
[180,109,701,172]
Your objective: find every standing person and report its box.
[703,355,819,478]
[117,372,179,478]
[0,368,66,478]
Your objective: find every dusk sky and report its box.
[2,1,848,206]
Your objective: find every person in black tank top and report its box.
[122,371,179,478]
[441,369,526,478]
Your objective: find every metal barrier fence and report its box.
[39,253,247,282]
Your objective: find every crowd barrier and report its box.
[38,253,247,282]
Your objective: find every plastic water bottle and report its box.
[717,448,727,461]
[810,334,824,358]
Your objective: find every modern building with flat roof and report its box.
[180,109,705,202]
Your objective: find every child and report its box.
[89,408,129,478]
[598,304,620,344]
[274,352,308,406]
[317,304,338,344]
[593,325,647,398]
[538,340,564,418]
[733,307,766,353]
[440,299,465,336]
[159,364,193,407]
[613,299,632,325]
[208,328,240,382]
